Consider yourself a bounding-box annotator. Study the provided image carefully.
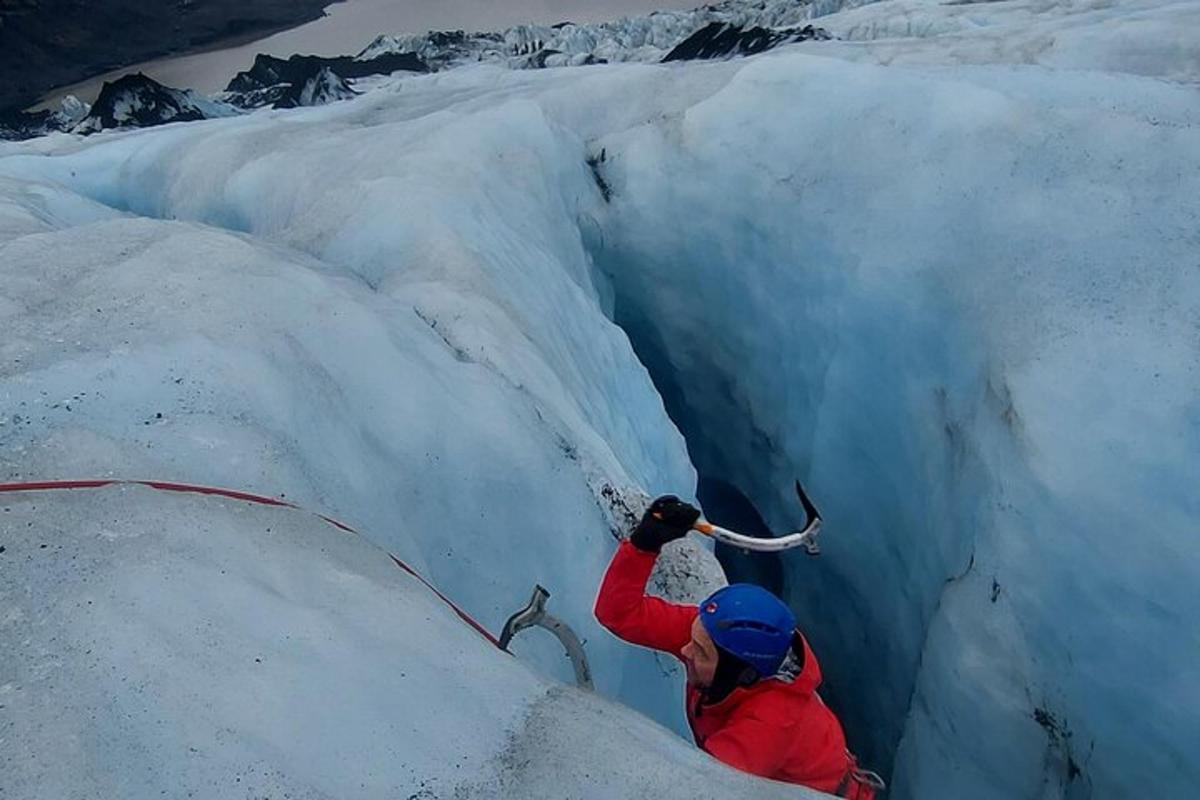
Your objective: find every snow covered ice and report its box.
[2,0,1199,798]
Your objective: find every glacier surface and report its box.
[0,104,719,743]
[2,0,1198,798]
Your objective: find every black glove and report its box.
[629,495,701,553]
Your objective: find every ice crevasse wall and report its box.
[574,47,1200,800]
[2,11,1199,800]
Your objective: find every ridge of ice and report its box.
[357,0,874,66]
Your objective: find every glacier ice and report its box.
[0,150,717,740]
[2,0,1198,797]
[817,0,1200,82]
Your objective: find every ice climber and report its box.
[595,495,881,799]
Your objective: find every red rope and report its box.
[0,479,503,650]
[389,555,503,647]
[137,480,299,508]
[0,479,117,491]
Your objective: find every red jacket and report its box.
[595,541,866,795]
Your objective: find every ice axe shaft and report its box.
[675,480,822,555]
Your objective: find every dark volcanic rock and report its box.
[0,108,57,141]
[272,67,359,110]
[2,48,424,136]
[662,21,831,62]
[0,0,334,114]
[223,85,290,112]
[75,73,229,133]
[1,73,232,141]
[359,30,506,71]
[0,94,88,141]
[225,52,428,95]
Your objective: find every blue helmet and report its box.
[699,584,797,678]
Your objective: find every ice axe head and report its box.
[670,480,823,555]
[794,480,822,556]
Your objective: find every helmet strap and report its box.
[702,648,760,705]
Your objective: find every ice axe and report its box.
[656,480,822,555]
[498,584,594,690]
